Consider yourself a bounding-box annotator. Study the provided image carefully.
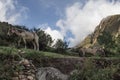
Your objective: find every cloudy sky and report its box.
[0,0,120,47]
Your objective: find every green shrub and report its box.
[69,59,119,80]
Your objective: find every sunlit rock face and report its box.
[76,14,120,48]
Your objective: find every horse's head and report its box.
[7,27,16,36]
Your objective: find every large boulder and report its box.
[36,67,68,80]
[78,47,105,57]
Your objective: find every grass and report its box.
[0,46,119,59]
[0,46,17,54]
[0,46,78,58]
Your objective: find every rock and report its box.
[21,59,30,66]
[21,79,27,80]
[70,69,79,75]
[13,72,19,76]
[78,47,105,57]
[31,74,35,78]
[31,69,35,73]
[36,67,68,80]
[12,77,19,80]
[27,76,34,80]
[19,71,24,75]
[19,75,25,79]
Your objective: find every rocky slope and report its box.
[0,47,120,80]
[76,14,120,48]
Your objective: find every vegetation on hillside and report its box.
[0,46,77,79]
[0,46,119,80]
[97,31,120,56]
[0,43,79,79]
[69,58,120,80]
[53,39,69,53]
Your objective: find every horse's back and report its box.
[21,31,35,40]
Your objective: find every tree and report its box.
[35,28,53,50]
[0,22,17,46]
[53,39,68,53]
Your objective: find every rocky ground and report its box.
[0,47,120,80]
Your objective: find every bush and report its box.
[69,59,119,80]
[53,39,68,53]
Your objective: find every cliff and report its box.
[76,14,120,49]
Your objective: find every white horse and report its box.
[7,27,39,50]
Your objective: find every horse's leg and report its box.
[18,38,21,48]
[23,38,27,49]
[37,41,39,51]
[35,38,39,50]
[32,41,36,50]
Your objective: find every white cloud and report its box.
[44,27,63,44]
[56,0,120,47]
[0,0,28,24]
[38,23,64,45]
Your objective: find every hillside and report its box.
[0,46,120,80]
[77,14,120,48]
[76,14,120,55]
[0,46,79,80]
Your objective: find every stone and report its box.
[13,72,19,76]
[19,75,25,79]
[12,77,19,80]
[36,67,68,80]
[19,59,30,66]
[25,66,31,70]
[31,74,35,78]
[19,71,24,75]
[21,78,27,80]
[11,58,36,80]
[18,49,22,52]
[27,76,34,80]
[24,71,30,75]
[31,69,35,73]
[70,69,79,75]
